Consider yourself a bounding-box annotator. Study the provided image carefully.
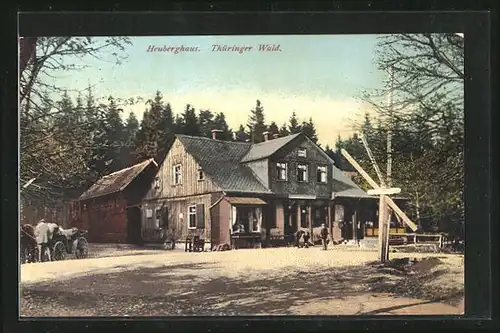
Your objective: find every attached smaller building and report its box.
[77,159,158,244]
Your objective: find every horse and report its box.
[20,224,37,263]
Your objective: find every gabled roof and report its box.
[176,135,272,194]
[79,158,158,201]
[240,133,301,162]
[175,133,371,199]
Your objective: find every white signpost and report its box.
[367,188,401,196]
[340,148,418,263]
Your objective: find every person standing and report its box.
[34,219,51,262]
[303,230,311,248]
[320,223,329,250]
[294,229,304,248]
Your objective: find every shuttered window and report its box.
[196,204,205,229]
[188,205,197,229]
[188,204,205,229]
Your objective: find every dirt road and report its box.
[20,247,464,316]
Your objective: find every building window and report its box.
[276,162,288,181]
[297,164,308,182]
[173,164,182,185]
[298,148,307,158]
[146,208,153,218]
[198,167,204,181]
[188,205,197,229]
[154,176,160,189]
[317,166,327,183]
[155,208,161,228]
[231,206,262,233]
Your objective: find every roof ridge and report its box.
[101,158,153,178]
[251,132,301,146]
[176,134,251,145]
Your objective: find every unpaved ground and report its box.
[20,247,464,316]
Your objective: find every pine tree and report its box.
[325,144,341,167]
[198,109,215,138]
[134,91,172,162]
[181,104,201,136]
[279,123,290,137]
[125,112,139,140]
[123,112,139,165]
[301,117,319,144]
[102,96,125,172]
[267,121,280,139]
[288,112,302,134]
[246,100,267,143]
[213,112,233,140]
[84,86,107,180]
[235,124,249,142]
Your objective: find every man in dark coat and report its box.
[320,223,329,250]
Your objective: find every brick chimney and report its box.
[263,131,270,141]
[211,129,223,140]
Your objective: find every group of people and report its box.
[21,219,60,263]
[294,223,330,250]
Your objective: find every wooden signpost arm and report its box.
[385,196,418,231]
[340,149,380,189]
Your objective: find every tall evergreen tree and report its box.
[198,109,215,138]
[288,112,302,134]
[246,99,267,143]
[267,121,280,139]
[102,96,125,172]
[301,117,319,144]
[125,112,139,140]
[213,112,233,140]
[279,122,290,137]
[84,86,108,180]
[235,124,249,142]
[134,91,173,162]
[181,104,201,136]
[123,111,140,165]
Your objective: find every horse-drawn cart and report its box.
[20,224,89,263]
[51,228,89,261]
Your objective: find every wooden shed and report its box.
[77,158,158,244]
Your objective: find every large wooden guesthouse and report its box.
[139,130,403,249]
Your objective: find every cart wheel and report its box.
[75,237,89,259]
[52,241,66,261]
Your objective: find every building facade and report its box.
[140,131,402,249]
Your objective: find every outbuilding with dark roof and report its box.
[77,158,158,244]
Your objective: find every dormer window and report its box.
[276,162,288,181]
[297,164,308,182]
[173,164,182,185]
[198,166,204,181]
[298,148,307,158]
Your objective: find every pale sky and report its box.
[49,35,387,147]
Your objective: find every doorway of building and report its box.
[127,207,143,245]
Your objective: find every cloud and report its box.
[121,89,375,146]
